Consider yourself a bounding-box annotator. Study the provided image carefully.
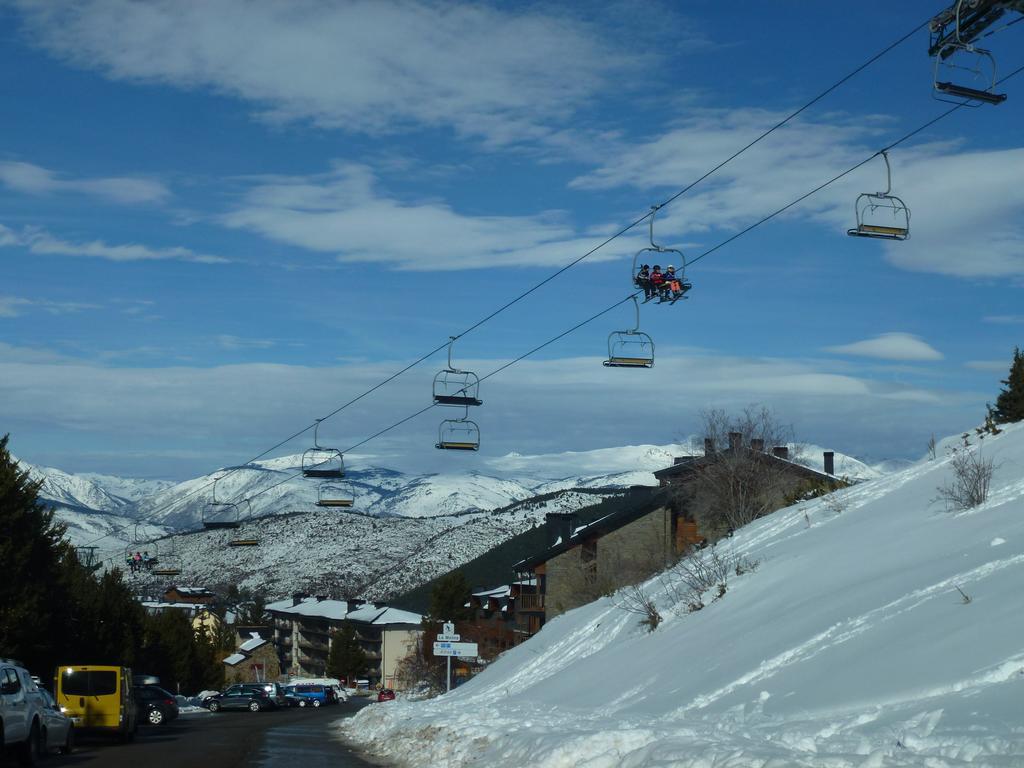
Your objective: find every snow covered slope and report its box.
[343,423,1024,767]
[110,487,618,598]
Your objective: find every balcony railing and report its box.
[517,593,545,611]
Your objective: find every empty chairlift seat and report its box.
[604,330,655,368]
[847,150,910,241]
[316,482,355,508]
[436,418,480,451]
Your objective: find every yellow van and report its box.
[54,666,137,740]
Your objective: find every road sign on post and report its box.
[432,641,478,657]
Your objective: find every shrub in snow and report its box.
[934,435,994,511]
[660,545,757,615]
[618,585,662,631]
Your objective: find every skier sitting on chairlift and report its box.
[635,264,652,300]
[649,265,665,299]
[663,265,689,301]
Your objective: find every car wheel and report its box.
[311,699,321,708]
[248,701,262,712]
[59,726,75,755]
[298,699,307,707]
[208,701,220,712]
[16,721,41,766]
[148,708,165,726]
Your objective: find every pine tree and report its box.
[427,571,472,623]
[989,346,1024,424]
[0,434,68,671]
[326,623,367,684]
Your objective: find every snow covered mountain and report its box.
[114,488,613,599]
[342,423,1024,767]
[19,441,891,596]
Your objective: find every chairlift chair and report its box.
[603,296,655,368]
[847,151,910,241]
[316,481,355,508]
[203,475,241,530]
[302,419,346,478]
[436,410,481,451]
[75,546,102,572]
[433,337,483,406]
[227,500,260,547]
[929,1,1013,104]
[151,550,182,577]
[632,205,689,302]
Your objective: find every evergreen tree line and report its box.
[0,434,228,693]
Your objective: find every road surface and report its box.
[55,699,383,768]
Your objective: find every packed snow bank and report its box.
[340,423,1024,767]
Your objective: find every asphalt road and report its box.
[48,699,383,768]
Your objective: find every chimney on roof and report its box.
[751,438,765,453]
[349,598,364,610]
[728,432,742,452]
[823,451,835,476]
[545,512,577,548]
[291,592,307,607]
[704,438,715,456]
[772,446,789,460]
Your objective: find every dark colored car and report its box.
[135,685,179,726]
[377,688,396,702]
[232,682,286,708]
[204,684,272,713]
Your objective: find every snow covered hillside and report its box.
[343,423,1024,767]
[113,489,617,599]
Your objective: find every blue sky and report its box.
[2,0,1022,480]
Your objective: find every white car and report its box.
[0,657,68,765]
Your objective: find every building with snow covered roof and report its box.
[516,438,842,624]
[265,595,422,688]
[222,631,281,684]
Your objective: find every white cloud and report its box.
[222,163,612,270]
[0,160,168,204]
[14,0,634,146]
[217,335,276,350]
[965,360,1010,372]
[0,346,977,478]
[0,295,99,317]
[983,315,1024,324]
[0,223,229,264]
[824,333,943,362]
[568,107,1024,278]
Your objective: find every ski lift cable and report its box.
[688,59,1024,269]
[75,21,955,554]
[86,58,1024,559]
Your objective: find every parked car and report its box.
[239,682,288,708]
[281,687,311,708]
[203,684,272,713]
[55,665,137,741]
[377,688,396,702]
[288,683,334,707]
[37,688,75,755]
[134,685,180,726]
[1,657,49,764]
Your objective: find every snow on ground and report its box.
[341,422,1024,767]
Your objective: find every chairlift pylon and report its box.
[433,337,482,407]
[604,296,655,368]
[632,205,691,304]
[846,151,910,241]
[436,406,480,451]
[302,419,346,479]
